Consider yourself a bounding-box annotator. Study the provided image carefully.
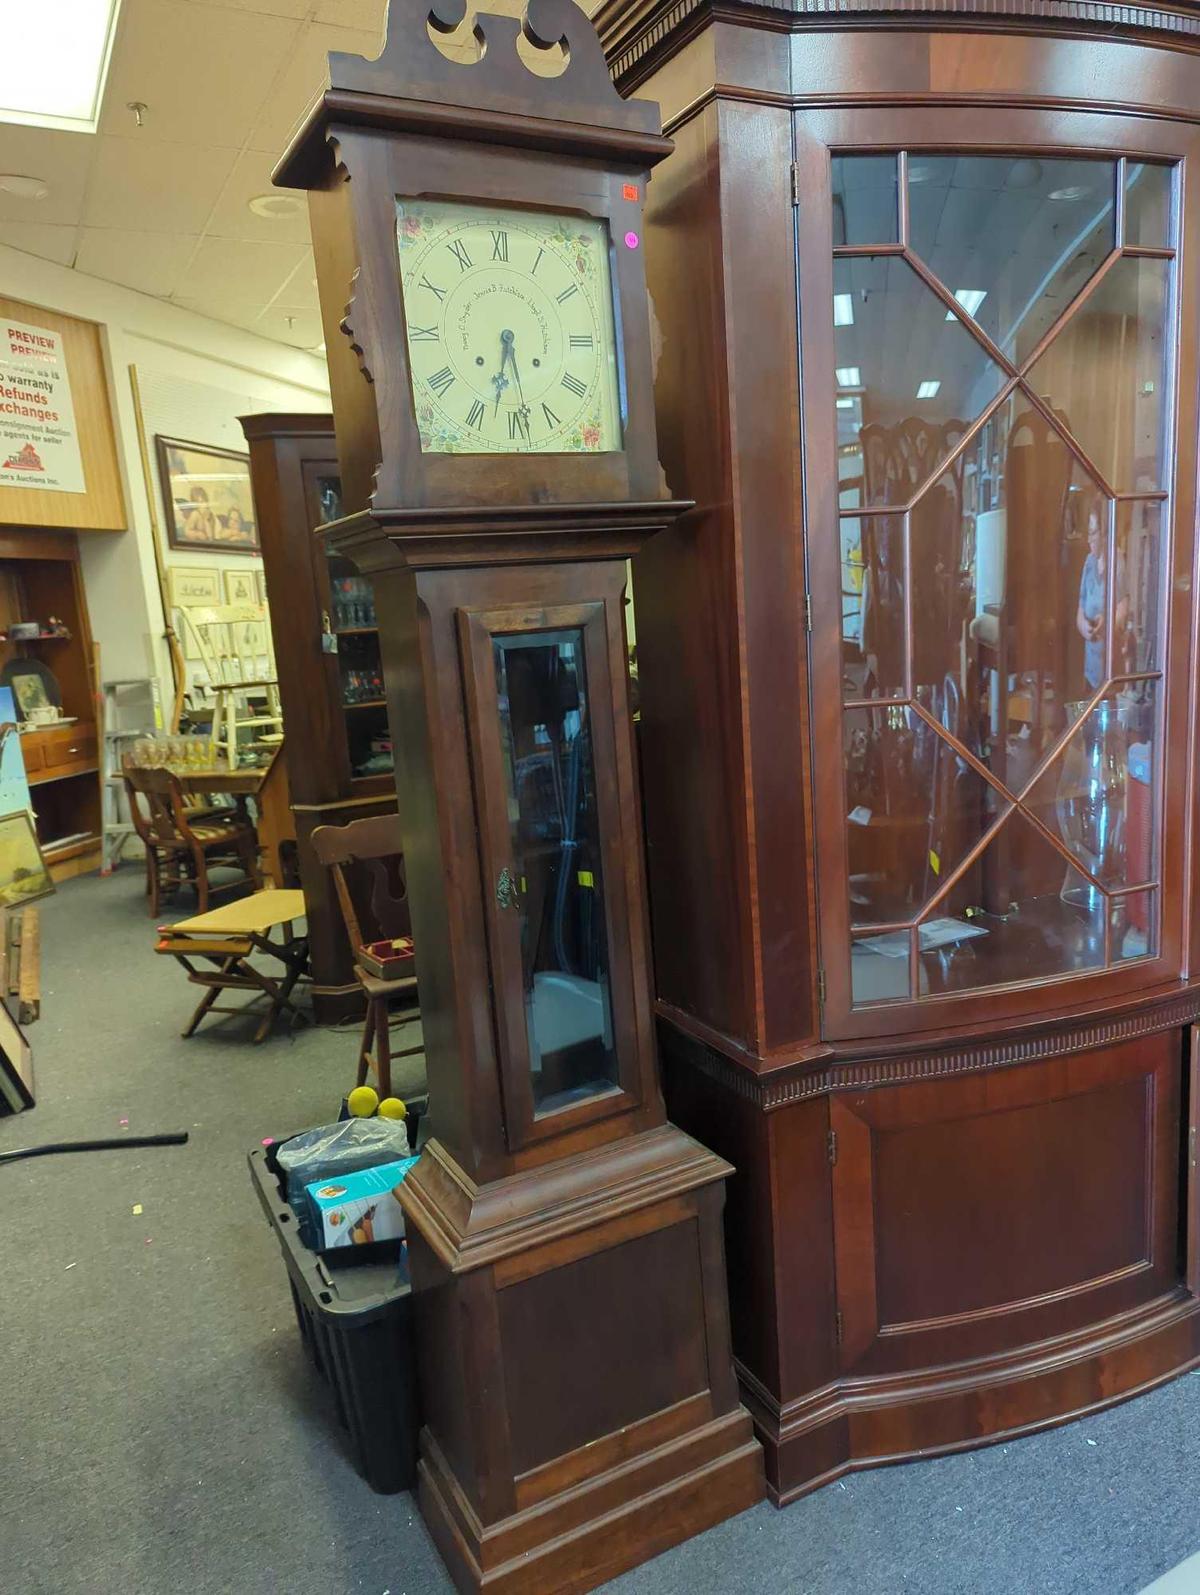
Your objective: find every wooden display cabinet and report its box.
[0,529,100,880]
[595,0,1200,1502]
[241,413,396,1022]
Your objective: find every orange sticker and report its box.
[622,183,639,201]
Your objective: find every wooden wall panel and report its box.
[0,297,125,532]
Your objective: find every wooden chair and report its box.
[311,814,417,1098]
[124,764,261,916]
[177,603,283,769]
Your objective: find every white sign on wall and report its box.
[0,319,86,494]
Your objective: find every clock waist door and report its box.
[457,573,646,1154]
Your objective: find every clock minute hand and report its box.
[505,334,531,440]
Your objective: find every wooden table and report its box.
[177,763,267,798]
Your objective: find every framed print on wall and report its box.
[224,568,258,604]
[166,566,221,607]
[155,435,260,554]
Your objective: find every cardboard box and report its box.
[305,1156,420,1250]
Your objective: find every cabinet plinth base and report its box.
[744,1292,1200,1505]
[399,1126,765,1595]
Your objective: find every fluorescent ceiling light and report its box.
[833,293,855,327]
[916,379,941,399]
[835,366,861,387]
[0,1,123,134]
[836,398,855,410]
[946,288,987,321]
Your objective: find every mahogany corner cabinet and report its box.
[596,0,1200,1501]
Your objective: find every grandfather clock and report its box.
[274,2,763,1589]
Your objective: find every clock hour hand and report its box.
[492,328,516,416]
[504,333,531,440]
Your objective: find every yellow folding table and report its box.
[156,889,309,1043]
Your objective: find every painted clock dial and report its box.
[396,199,623,455]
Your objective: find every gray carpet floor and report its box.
[1,868,1197,1595]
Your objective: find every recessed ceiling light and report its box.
[833,293,854,327]
[1049,186,1091,201]
[248,193,305,219]
[946,288,987,321]
[835,366,861,387]
[916,379,941,399]
[0,175,49,201]
[0,1,122,134]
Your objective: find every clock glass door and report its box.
[459,596,641,1148]
[810,145,1182,1021]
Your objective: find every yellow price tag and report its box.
[578,870,594,889]
[929,849,940,876]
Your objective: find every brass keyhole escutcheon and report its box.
[495,866,519,910]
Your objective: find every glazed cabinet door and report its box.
[458,588,645,1150]
[799,112,1200,1041]
[829,1031,1183,1376]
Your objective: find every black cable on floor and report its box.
[0,1131,189,1166]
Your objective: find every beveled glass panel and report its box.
[844,703,1004,925]
[1124,163,1173,249]
[910,406,1110,767]
[493,630,618,1115]
[907,155,1115,365]
[917,809,1105,997]
[1024,682,1158,891]
[1116,500,1164,675]
[1023,256,1170,490]
[841,514,905,700]
[852,929,911,1004]
[832,154,898,247]
[1113,890,1156,962]
[834,255,1007,506]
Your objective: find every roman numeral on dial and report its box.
[561,373,588,399]
[556,285,579,304]
[427,366,455,398]
[569,334,594,349]
[465,399,486,430]
[447,239,472,271]
[409,325,439,342]
[508,411,526,440]
[419,276,446,301]
[491,231,508,262]
[541,402,561,429]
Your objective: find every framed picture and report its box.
[156,435,260,555]
[0,811,53,908]
[224,568,258,605]
[167,566,221,608]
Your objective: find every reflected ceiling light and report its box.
[836,397,855,410]
[835,366,861,387]
[1049,185,1091,201]
[249,193,305,219]
[916,379,941,399]
[907,163,936,185]
[0,175,49,200]
[946,288,987,320]
[0,0,123,134]
[833,293,854,327]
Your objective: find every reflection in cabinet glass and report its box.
[493,629,618,1115]
[835,153,1172,1003]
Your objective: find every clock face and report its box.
[396,199,623,456]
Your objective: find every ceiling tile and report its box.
[205,149,312,243]
[99,0,302,149]
[83,139,237,231]
[75,227,198,296]
[247,23,382,154]
[0,127,95,226]
[175,236,306,301]
[309,0,387,33]
[173,295,323,349]
[272,249,320,311]
[0,222,78,266]
[188,0,311,17]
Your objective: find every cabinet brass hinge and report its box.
[790,161,801,207]
[827,1128,838,1166]
[835,1309,844,1345]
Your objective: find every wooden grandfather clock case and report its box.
[275,2,763,1589]
[596,0,1200,1504]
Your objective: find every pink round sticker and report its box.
[624,231,639,249]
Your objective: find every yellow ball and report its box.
[347,1085,379,1117]
[378,1097,407,1121]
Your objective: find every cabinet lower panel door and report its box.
[830,1030,1182,1375]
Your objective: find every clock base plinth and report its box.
[399,1127,765,1595]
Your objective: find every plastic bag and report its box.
[277,1117,412,1247]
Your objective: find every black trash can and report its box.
[248,1145,419,1493]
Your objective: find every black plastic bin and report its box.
[247,1145,419,1493]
